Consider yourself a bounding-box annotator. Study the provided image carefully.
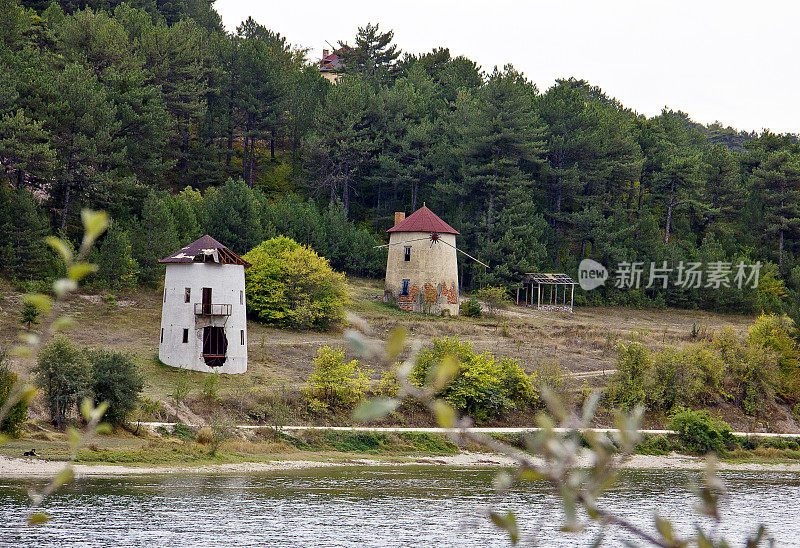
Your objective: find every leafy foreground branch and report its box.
[346,315,773,547]
[0,209,111,527]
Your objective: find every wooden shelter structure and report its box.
[517,273,576,313]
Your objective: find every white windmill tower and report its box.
[158,235,250,374]
[379,205,487,316]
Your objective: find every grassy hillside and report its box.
[0,277,763,429]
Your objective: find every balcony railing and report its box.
[194,303,232,316]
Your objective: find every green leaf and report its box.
[489,511,519,545]
[432,399,456,428]
[655,515,674,541]
[386,327,407,360]
[80,398,93,421]
[81,209,109,243]
[492,471,514,492]
[52,315,76,332]
[344,329,368,357]
[52,278,77,297]
[23,293,53,314]
[46,236,73,264]
[68,262,98,281]
[28,512,50,526]
[93,401,109,421]
[52,466,74,489]
[66,427,81,449]
[353,397,400,422]
[429,355,459,391]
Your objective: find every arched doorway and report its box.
[202,326,228,367]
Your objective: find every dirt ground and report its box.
[0,277,756,413]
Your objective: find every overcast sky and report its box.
[216,0,799,134]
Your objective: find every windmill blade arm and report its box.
[439,239,489,268]
[373,236,434,249]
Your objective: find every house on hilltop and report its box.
[319,48,344,82]
[383,206,460,315]
[158,235,249,374]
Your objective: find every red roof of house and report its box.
[387,206,459,235]
[158,235,250,267]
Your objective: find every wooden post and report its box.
[516,287,520,305]
[537,284,541,310]
[570,284,574,313]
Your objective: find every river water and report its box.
[0,466,798,547]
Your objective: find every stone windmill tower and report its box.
[158,235,250,374]
[381,205,467,315]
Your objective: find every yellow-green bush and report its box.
[243,236,347,330]
[607,323,783,417]
[412,337,535,421]
[605,342,651,409]
[0,364,27,437]
[748,314,800,401]
[305,346,371,413]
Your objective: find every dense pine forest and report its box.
[1,0,799,316]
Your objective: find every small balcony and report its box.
[194,303,232,316]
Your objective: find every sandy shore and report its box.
[1,452,800,478]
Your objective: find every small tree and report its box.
[34,338,90,429]
[97,223,139,289]
[476,286,511,317]
[243,236,347,330]
[20,301,40,330]
[0,362,28,437]
[87,350,144,426]
[305,346,370,413]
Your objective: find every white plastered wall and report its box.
[158,263,247,374]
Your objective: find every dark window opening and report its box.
[202,326,228,367]
[160,328,163,343]
[240,290,244,305]
[240,330,245,345]
[401,279,410,296]
[404,246,411,262]
[184,287,191,303]
[202,287,212,315]
[182,328,189,343]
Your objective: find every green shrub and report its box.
[459,297,482,317]
[305,346,371,413]
[0,363,28,437]
[530,360,568,403]
[34,337,90,429]
[412,337,534,421]
[748,314,800,401]
[635,434,672,455]
[714,329,780,416]
[200,373,219,401]
[87,350,144,426]
[648,345,725,410]
[244,236,347,330]
[475,286,510,316]
[605,342,651,410]
[669,406,733,454]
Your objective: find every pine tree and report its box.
[202,178,263,254]
[751,145,800,269]
[338,22,401,89]
[97,223,139,289]
[639,110,704,246]
[132,191,179,285]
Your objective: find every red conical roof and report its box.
[387,206,459,235]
